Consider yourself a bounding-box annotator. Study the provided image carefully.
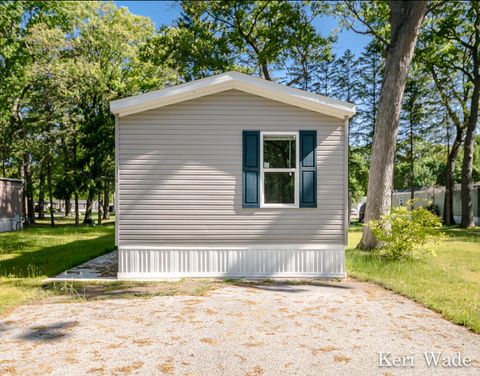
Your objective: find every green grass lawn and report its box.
[0,217,115,315]
[347,225,480,333]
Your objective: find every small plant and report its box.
[49,280,86,301]
[368,200,443,259]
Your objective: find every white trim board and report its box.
[118,244,345,250]
[110,71,356,119]
[118,272,347,280]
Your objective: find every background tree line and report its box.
[0,1,479,234]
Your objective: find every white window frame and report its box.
[260,131,299,208]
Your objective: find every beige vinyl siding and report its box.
[118,89,345,246]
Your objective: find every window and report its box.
[260,132,299,207]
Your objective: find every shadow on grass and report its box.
[17,321,79,342]
[441,226,480,243]
[0,234,114,278]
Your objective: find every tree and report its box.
[142,6,238,82]
[0,1,174,227]
[313,54,336,96]
[332,49,361,103]
[349,146,370,204]
[71,3,174,223]
[354,41,383,146]
[397,64,432,199]
[0,1,98,223]
[282,2,335,90]
[418,1,480,226]
[147,1,332,82]
[339,1,428,249]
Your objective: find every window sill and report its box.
[260,204,299,209]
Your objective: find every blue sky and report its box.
[115,1,371,57]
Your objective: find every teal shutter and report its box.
[243,130,260,208]
[299,130,317,208]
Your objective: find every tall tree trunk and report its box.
[74,192,79,225]
[20,162,26,220]
[359,1,427,249]
[1,145,5,177]
[103,181,110,220]
[260,62,271,81]
[460,72,480,228]
[97,190,102,225]
[38,165,45,219]
[409,115,415,200]
[83,189,95,224]
[443,128,462,225]
[73,131,79,225]
[65,197,71,217]
[23,153,35,224]
[47,159,54,227]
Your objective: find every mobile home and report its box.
[110,72,355,278]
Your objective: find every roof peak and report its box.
[110,70,356,119]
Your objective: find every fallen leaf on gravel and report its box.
[311,346,340,355]
[235,354,247,364]
[200,337,218,346]
[334,355,351,363]
[158,361,174,375]
[112,361,144,375]
[245,365,264,376]
[242,341,264,348]
[87,367,105,375]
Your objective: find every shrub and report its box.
[368,200,443,259]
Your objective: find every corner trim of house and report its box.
[114,113,120,247]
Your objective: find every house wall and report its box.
[118,89,345,246]
[0,179,23,232]
[116,90,346,277]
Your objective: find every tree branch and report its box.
[430,65,464,131]
[341,1,390,47]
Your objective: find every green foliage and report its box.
[349,146,369,203]
[0,1,177,223]
[368,200,443,259]
[354,41,383,145]
[144,0,334,82]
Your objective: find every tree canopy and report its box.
[0,0,478,230]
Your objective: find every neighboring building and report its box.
[392,183,480,225]
[110,71,355,279]
[44,199,101,213]
[0,178,23,232]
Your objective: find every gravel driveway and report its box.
[0,280,479,376]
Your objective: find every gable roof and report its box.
[110,71,356,119]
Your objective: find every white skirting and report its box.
[117,246,346,279]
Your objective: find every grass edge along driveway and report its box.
[346,226,480,333]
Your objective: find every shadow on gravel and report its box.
[225,279,353,293]
[18,320,79,342]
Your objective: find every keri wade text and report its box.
[378,352,472,368]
